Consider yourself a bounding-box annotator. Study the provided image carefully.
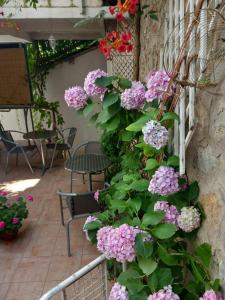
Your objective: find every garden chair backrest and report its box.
[0,124,15,151]
[66,127,77,148]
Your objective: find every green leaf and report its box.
[195,243,212,268]
[83,221,101,230]
[120,131,135,142]
[156,268,173,288]
[95,75,115,87]
[135,234,153,258]
[145,159,159,170]
[152,224,177,239]
[157,244,178,266]
[128,197,142,213]
[126,111,159,132]
[83,101,95,117]
[167,156,179,167]
[123,173,139,183]
[149,12,158,21]
[138,257,158,275]
[96,109,112,124]
[142,211,165,227]
[148,272,158,292]
[130,292,148,300]
[190,260,205,283]
[118,270,144,294]
[130,179,149,192]
[118,78,132,89]
[160,112,179,123]
[185,181,200,202]
[110,199,127,213]
[105,115,120,133]
[103,93,119,108]
[89,112,99,124]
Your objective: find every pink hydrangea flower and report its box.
[149,166,179,196]
[109,282,128,300]
[0,191,7,196]
[94,190,100,201]
[64,86,88,110]
[145,70,172,102]
[0,220,6,230]
[148,285,180,300]
[26,195,33,202]
[154,201,179,225]
[199,290,223,300]
[121,81,146,110]
[142,120,168,150]
[84,69,108,99]
[97,224,140,262]
[11,217,20,225]
[177,207,200,232]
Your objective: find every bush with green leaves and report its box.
[65,71,223,299]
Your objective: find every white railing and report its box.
[40,255,108,300]
[162,0,224,175]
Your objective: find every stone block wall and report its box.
[139,0,225,286]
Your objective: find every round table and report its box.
[65,153,111,191]
[23,130,56,175]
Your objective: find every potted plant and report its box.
[0,191,33,241]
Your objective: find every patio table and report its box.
[23,130,56,175]
[65,153,111,191]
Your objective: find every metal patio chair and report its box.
[58,183,109,256]
[74,141,105,185]
[0,124,38,174]
[46,127,77,168]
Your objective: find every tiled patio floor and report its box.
[0,155,103,300]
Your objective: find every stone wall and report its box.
[139,0,225,287]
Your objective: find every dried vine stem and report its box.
[157,0,205,120]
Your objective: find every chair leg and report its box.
[50,146,57,169]
[59,196,65,226]
[22,151,34,174]
[66,218,73,257]
[16,153,19,166]
[5,153,9,174]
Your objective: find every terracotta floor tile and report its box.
[11,257,51,283]
[0,254,21,283]
[46,255,82,281]
[5,282,44,300]
[0,283,10,300]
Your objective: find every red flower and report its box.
[111,31,119,39]
[121,31,132,43]
[116,12,124,22]
[128,3,137,15]
[99,39,107,46]
[109,6,115,15]
[126,44,133,52]
[117,43,126,53]
[130,0,139,4]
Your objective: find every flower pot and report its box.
[0,230,18,241]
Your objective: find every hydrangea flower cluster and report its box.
[148,285,180,300]
[0,220,5,230]
[94,190,100,202]
[84,69,108,99]
[154,201,179,225]
[200,290,223,300]
[142,120,169,150]
[97,224,140,262]
[145,70,172,102]
[64,86,88,109]
[11,217,20,225]
[121,81,146,110]
[109,282,129,300]
[177,207,201,232]
[83,216,97,241]
[149,166,180,196]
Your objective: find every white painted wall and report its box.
[0,47,107,147]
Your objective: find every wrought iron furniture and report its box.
[0,124,38,174]
[57,185,109,256]
[23,130,56,175]
[65,141,111,191]
[46,127,77,168]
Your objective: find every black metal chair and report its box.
[73,141,105,185]
[46,127,77,168]
[57,184,109,256]
[0,124,38,174]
